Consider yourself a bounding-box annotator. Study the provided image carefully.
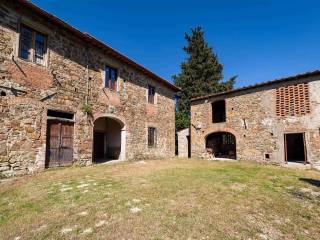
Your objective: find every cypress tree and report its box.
[173,26,236,130]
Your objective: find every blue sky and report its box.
[32,0,320,88]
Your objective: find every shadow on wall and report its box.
[299,178,320,187]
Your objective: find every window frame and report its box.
[18,23,47,66]
[148,85,156,104]
[104,65,118,91]
[148,127,157,148]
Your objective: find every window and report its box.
[212,100,226,123]
[276,83,310,117]
[105,66,118,91]
[148,127,156,147]
[19,24,47,65]
[148,85,155,104]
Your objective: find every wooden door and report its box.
[46,120,74,168]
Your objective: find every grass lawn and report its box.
[1,158,320,240]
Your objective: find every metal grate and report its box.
[276,83,310,117]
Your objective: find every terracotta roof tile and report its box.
[191,70,320,102]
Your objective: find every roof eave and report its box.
[191,70,320,102]
[16,0,180,92]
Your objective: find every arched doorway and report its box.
[205,132,236,159]
[93,117,125,163]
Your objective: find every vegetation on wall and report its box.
[173,26,236,130]
[82,104,93,115]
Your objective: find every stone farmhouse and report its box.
[0,0,179,177]
[190,71,320,166]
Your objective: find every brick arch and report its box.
[205,131,237,159]
[202,126,240,160]
[203,126,240,140]
[93,113,126,130]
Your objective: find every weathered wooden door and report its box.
[46,120,74,168]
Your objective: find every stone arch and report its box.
[93,113,126,130]
[92,114,126,162]
[204,130,237,159]
[203,126,240,140]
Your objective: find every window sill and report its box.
[17,57,47,68]
[102,87,120,94]
[147,102,157,106]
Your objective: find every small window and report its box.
[148,127,156,147]
[19,24,47,65]
[148,85,155,104]
[105,65,118,91]
[212,100,226,123]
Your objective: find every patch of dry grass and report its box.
[0,158,320,239]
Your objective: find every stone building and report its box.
[191,71,320,165]
[0,0,179,177]
[176,128,190,158]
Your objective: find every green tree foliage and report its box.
[173,26,236,130]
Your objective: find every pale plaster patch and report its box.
[81,228,93,235]
[95,220,107,227]
[77,183,90,188]
[130,207,142,213]
[60,187,73,192]
[78,211,88,216]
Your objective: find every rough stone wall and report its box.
[177,128,189,158]
[191,77,320,165]
[0,2,175,177]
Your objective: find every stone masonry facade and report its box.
[191,74,320,165]
[0,1,178,177]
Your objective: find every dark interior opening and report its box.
[285,133,306,163]
[212,100,226,123]
[0,91,6,96]
[47,110,74,120]
[93,117,122,163]
[206,132,236,159]
[187,135,191,158]
[175,133,178,156]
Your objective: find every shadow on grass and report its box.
[299,178,320,187]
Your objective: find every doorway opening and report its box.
[93,117,124,163]
[206,132,236,159]
[285,133,307,163]
[45,110,74,168]
[187,135,191,158]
